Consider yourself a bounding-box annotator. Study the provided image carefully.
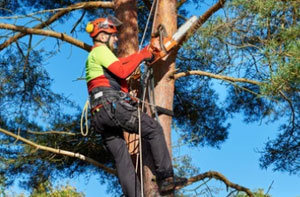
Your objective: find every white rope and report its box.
[137,100,144,197]
[152,0,160,35]
[135,1,160,196]
[80,99,90,136]
[139,0,158,50]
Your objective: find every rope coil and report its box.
[80,99,90,136]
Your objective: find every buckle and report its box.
[93,91,103,99]
[118,91,127,99]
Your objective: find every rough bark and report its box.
[115,0,140,156]
[143,0,178,196]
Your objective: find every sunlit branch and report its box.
[176,171,253,197]
[0,1,114,20]
[171,69,261,86]
[27,130,78,136]
[178,0,227,47]
[0,1,114,51]
[0,127,116,175]
[0,23,92,51]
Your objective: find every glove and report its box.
[140,45,155,63]
[149,37,161,53]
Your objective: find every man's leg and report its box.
[139,113,174,179]
[114,100,173,179]
[114,100,187,193]
[103,132,141,197]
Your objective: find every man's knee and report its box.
[141,114,164,138]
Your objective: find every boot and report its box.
[158,176,188,194]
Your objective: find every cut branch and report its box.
[176,171,253,197]
[171,70,261,86]
[0,127,116,175]
[0,23,92,51]
[0,1,114,50]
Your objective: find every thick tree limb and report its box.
[178,0,226,46]
[0,1,114,51]
[171,70,261,86]
[0,23,92,51]
[0,127,116,175]
[176,171,253,197]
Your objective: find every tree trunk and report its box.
[115,0,177,196]
[115,0,140,156]
[144,0,178,196]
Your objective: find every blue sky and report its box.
[3,2,300,196]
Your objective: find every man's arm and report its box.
[94,45,152,79]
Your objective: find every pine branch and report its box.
[176,171,253,197]
[27,130,78,136]
[0,127,116,175]
[170,69,261,86]
[0,23,92,51]
[178,0,227,47]
[0,1,114,51]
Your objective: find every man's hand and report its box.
[149,37,162,53]
[140,46,154,63]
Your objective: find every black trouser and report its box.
[91,94,173,197]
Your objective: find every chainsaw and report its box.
[149,15,198,64]
[130,16,198,80]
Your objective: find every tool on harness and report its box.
[149,15,198,64]
[91,89,174,117]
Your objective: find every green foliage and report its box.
[0,180,84,197]
[30,182,84,197]
[173,155,200,178]
[234,188,271,197]
[176,0,300,175]
[174,78,230,148]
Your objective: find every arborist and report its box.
[85,15,187,197]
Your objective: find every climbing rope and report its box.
[139,0,157,50]
[136,0,159,196]
[80,99,90,136]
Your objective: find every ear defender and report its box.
[86,22,94,33]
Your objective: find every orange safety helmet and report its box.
[86,15,122,38]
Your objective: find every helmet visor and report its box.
[107,15,123,27]
[98,15,122,30]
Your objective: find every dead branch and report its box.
[176,171,253,197]
[0,127,116,175]
[0,23,92,51]
[0,1,114,51]
[170,70,261,86]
